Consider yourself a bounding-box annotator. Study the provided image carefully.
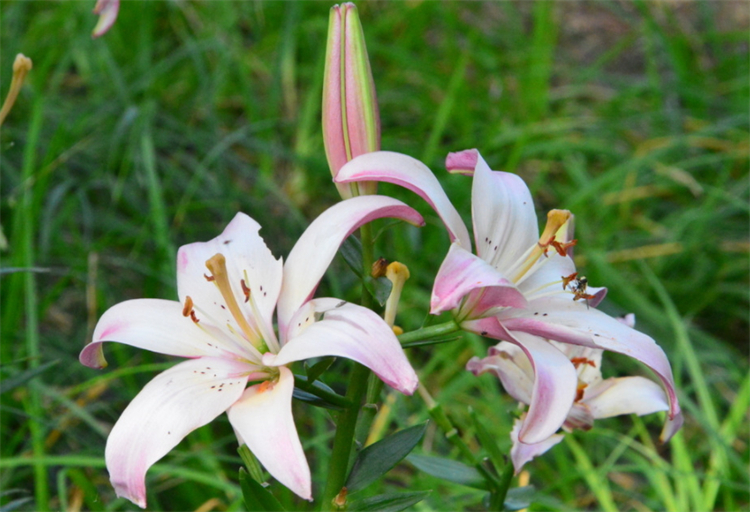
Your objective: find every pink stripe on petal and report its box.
[445,149,479,175]
[431,243,526,315]
[335,151,472,249]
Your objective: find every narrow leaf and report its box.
[364,275,392,306]
[292,388,343,410]
[504,486,536,511]
[238,468,286,512]
[0,360,59,394]
[346,422,428,493]
[340,236,364,278]
[348,491,431,512]
[407,454,489,490]
[305,356,336,384]
[469,408,506,472]
[238,445,265,484]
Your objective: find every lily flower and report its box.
[323,2,380,198]
[92,0,120,38]
[334,149,682,445]
[468,315,671,472]
[80,196,422,508]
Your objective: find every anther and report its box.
[182,296,194,317]
[241,279,250,303]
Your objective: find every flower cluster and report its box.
[84,3,682,509]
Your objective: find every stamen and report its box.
[575,382,588,402]
[571,357,596,369]
[384,262,410,327]
[510,209,572,282]
[182,296,194,317]
[0,54,33,127]
[561,273,578,289]
[205,253,264,351]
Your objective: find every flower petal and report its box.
[334,151,472,249]
[497,298,682,441]
[469,151,539,269]
[277,196,424,336]
[81,299,251,368]
[584,376,669,419]
[510,416,564,474]
[431,243,527,315]
[177,212,282,352]
[445,148,479,176]
[227,366,312,500]
[267,298,418,395]
[466,342,533,405]
[92,0,120,38]
[465,319,577,444]
[105,357,251,508]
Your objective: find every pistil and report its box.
[205,253,268,353]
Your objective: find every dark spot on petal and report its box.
[543,313,548,316]
[223,240,232,245]
[481,331,488,336]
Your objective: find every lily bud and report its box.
[323,3,380,198]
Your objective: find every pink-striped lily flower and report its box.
[91,0,120,38]
[468,315,671,472]
[335,149,682,445]
[80,196,422,508]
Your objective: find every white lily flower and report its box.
[80,196,422,508]
[468,324,671,472]
[335,149,682,446]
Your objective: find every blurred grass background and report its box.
[1,1,748,511]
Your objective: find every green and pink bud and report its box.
[323,3,380,198]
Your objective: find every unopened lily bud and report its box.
[92,0,120,38]
[323,3,380,198]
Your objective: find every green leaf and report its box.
[305,356,336,384]
[238,467,286,512]
[407,454,489,490]
[292,388,343,410]
[0,360,59,394]
[346,422,428,493]
[400,335,462,349]
[504,486,536,511]
[363,275,392,306]
[469,407,505,472]
[348,491,431,512]
[238,445,265,484]
[340,236,364,278]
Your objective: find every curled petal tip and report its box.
[445,149,479,175]
[92,0,120,38]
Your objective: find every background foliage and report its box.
[1,1,748,511]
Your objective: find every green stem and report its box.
[20,100,48,511]
[420,388,499,488]
[319,222,376,510]
[397,320,460,345]
[320,362,369,510]
[294,374,353,409]
[491,459,515,511]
